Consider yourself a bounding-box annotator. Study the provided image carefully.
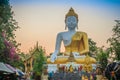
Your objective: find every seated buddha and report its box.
[47,8,96,64]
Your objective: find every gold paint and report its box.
[83,55,93,72]
[69,65,74,72]
[65,31,89,55]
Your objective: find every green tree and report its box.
[32,45,46,76]
[0,0,20,66]
[107,20,120,60]
[88,38,98,58]
[17,52,28,71]
[96,47,108,69]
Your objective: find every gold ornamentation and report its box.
[83,55,93,72]
[65,7,78,22]
[67,52,75,62]
[69,65,74,72]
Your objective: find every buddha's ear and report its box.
[76,24,78,29]
[65,20,67,30]
[65,24,67,30]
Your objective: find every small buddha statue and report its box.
[69,65,74,72]
[47,8,96,64]
[83,55,93,72]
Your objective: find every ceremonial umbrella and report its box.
[0,62,14,73]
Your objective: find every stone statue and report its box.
[47,8,96,65]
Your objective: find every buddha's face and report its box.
[66,16,77,30]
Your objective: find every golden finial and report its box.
[65,7,78,22]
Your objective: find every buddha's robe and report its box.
[65,31,89,55]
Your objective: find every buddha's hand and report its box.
[50,53,57,63]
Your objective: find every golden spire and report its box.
[65,7,78,21]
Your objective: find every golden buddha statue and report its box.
[47,8,96,66]
[83,55,93,72]
[69,65,74,72]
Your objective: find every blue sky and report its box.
[10,0,120,54]
[10,0,120,4]
[10,0,120,17]
[10,0,120,7]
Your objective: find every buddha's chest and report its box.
[62,32,82,41]
[62,34,71,45]
[62,32,83,46]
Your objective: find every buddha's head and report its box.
[65,8,78,30]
